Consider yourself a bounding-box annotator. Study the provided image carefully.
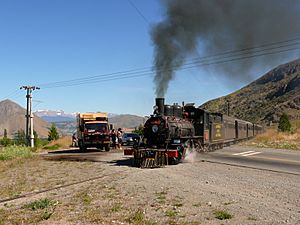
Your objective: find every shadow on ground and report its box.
[47,148,106,154]
[107,158,134,167]
[41,148,135,167]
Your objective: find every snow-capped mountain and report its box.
[34,110,77,123]
[34,110,118,123]
[35,109,77,117]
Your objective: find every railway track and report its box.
[0,170,128,205]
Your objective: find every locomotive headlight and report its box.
[173,139,181,144]
[152,125,158,133]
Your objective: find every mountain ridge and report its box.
[201,58,300,123]
[0,99,51,138]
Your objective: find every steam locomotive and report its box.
[127,98,263,167]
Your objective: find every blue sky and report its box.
[0,0,299,116]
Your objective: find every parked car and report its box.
[122,133,140,146]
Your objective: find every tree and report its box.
[33,130,39,146]
[4,129,7,138]
[14,129,26,145]
[1,128,11,146]
[133,124,144,136]
[278,113,291,132]
[48,124,59,141]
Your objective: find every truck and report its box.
[77,112,111,151]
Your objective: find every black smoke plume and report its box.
[152,0,300,97]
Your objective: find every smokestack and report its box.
[155,98,165,115]
[152,0,300,97]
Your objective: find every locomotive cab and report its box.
[183,105,210,144]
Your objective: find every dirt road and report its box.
[0,147,299,225]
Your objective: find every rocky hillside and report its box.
[201,58,300,123]
[109,114,144,129]
[0,99,50,138]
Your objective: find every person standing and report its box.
[72,132,77,147]
[111,129,117,149]
[117,128,123,150]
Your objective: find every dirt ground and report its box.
[0,147,299,225]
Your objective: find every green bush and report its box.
[214,210,233,220]
[0,146,33,161]
[127,209,144,224]
[23,198,55,221]
[0,137,12,147]
[43,144,60,150]
[34,139,49,148]
[24,198,53,211]
[133,124,144,136]
[278,113,291,132]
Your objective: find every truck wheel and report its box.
[79,141,86,152]
[105,144,110,151]
[79,146,86,151]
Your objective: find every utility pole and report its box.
[20,86,40,148]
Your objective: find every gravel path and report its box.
[0,147,299,225]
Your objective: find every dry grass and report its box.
[0,157,100,199]
[0,198,58,224]
[42,136,72,151]
[246,121,300,150]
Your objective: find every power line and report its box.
[40,46,300,88]
[127,0,150,25]
[32,100,44,109]
[190,36,300,61]
[40,45,300,89]
[2,89,20,99]
[38,36,300,88]
[185,42,300,67]
[3,36,300,98]
[38,38,300,89]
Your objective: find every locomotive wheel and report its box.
[169,157,179,165]
[203,144,210,152]
[177,145,185,161]
[183,139,203,154]
[192,139,203,153]
[79,141,86,152]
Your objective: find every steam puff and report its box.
[152,0,300,97]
